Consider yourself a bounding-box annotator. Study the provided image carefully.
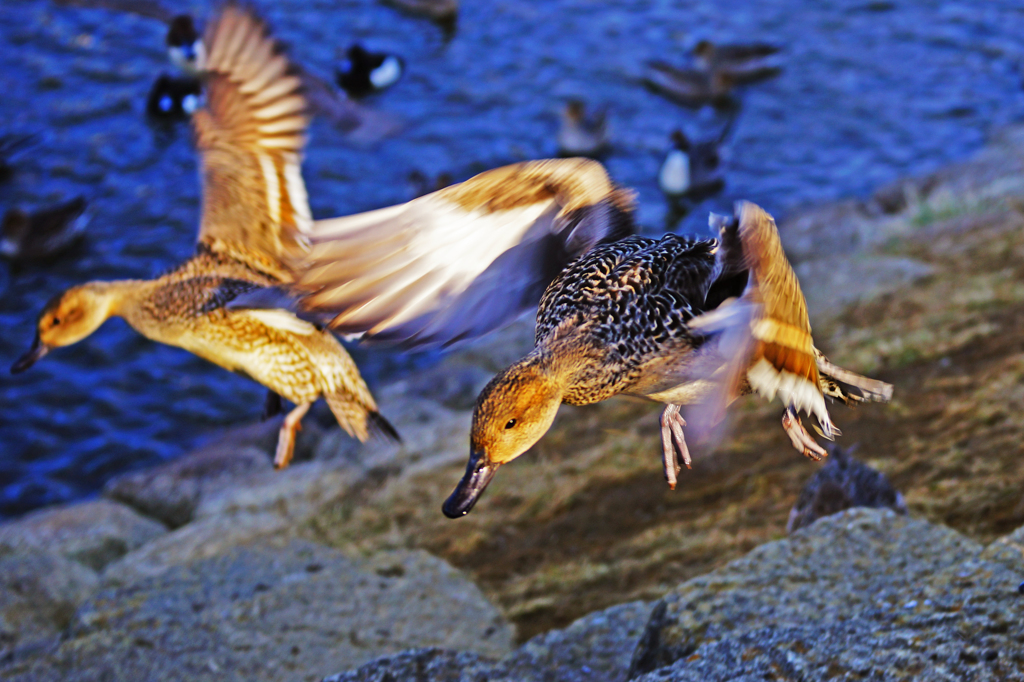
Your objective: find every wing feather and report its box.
[231,159,634,348]
[193,4,311,281]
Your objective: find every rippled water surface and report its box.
[2,0,1024,517]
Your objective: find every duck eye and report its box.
[51,317,60,326]
[505,419,517,429]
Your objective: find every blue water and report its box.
[2,0,1024,517]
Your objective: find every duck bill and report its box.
[11,336,49,374]
[442,451,498,519]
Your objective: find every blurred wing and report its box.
[693,201,834,435]
[192,5,312,281]
[288,158,635,348]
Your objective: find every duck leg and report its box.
[275,402,311,470]
[660,404,692,490]
[781,406,827,461]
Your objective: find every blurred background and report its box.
[3,0,1024,519]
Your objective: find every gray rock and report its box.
[0,547,98,664]
[628,508,1024,680]
[192,459,365,523]
[0,499,166,571]
[787,445,907,533]
[980,524,1024,574]
[322,649,494,682]
[491,600,653,682]
[103,444,273,528]
[322,601,653,682]
[101,511,290,585]
[10,539,513,682]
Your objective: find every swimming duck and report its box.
[12,4,398,469]
[1,196,89,261]
[557,100,610,159]
[145,73,203,120]
[52,0,396,140]
[0,133,40,183]
[437,201,892,516]
[166,14,206,76]
[658,129,724,201]
[692,40,782,73]
[335,44,404,98]
[787,444,907,533]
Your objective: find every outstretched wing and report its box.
[693,201,834,435]
[273,158,635,348]
[192,4,312,281]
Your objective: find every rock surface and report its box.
[5,539,513,682]
[0,547,98,664]
[629,508,1024,681]
[321,510,1024,682]
[323,600,652,682]
[103,443,274,528]
[0,499,166,571]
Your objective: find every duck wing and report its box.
[192,5,312,282]
[692,201,834,434]
[266,158,635,348]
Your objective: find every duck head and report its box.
[11,283,118,374]
[166,15,206,76]
[443,355,564,518]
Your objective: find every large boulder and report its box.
[5,538,512,682]
[0,499,166,571]
[628,508,1023,680]
[103,444,273,528]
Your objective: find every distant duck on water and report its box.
[336,44,404,97]
[146,73,203,120]
[557,100,609,158]
[659,111,735,203]
[1,196,89,262]
[12,5,399,468]
[658,129,724,201]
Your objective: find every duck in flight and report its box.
[224,159,892,517]
[13,4,398,468]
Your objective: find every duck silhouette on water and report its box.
[224,157,893,517]
[12,5,399,469]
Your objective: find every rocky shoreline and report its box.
[4,127,1024,680]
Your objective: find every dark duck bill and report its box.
[11,335,49,374]
[442,451,498,518]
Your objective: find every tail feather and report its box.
[816,349,893,405]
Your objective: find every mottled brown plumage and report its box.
[442,200,892,517]
[12,5,397,468]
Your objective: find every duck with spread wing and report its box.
[229,160,892,516]
[12,5,399,468]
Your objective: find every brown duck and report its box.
[225,160,892,517]
[11,5,398,468]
